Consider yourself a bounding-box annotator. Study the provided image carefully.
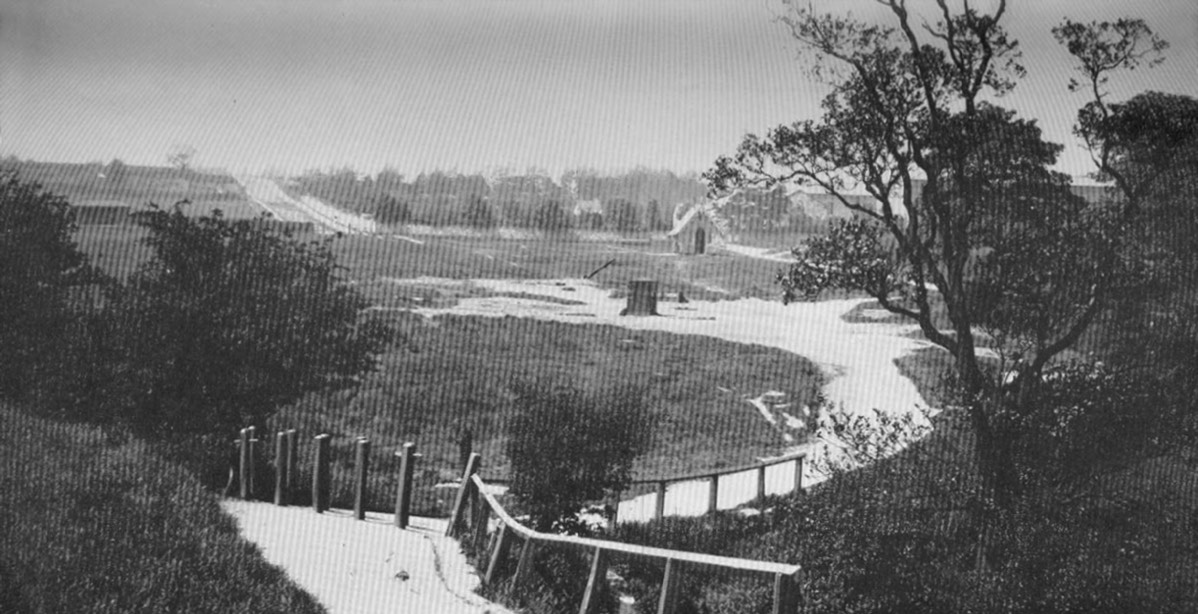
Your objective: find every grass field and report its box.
[267,312,824,517]
[0,406,325,614]
[75,224,795,300]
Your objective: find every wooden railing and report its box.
[484,451,806,522]
[449,453,806,614]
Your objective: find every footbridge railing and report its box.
[449,453,806,614]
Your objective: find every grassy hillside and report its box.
[0,406,325,614]
[267,312,823,517]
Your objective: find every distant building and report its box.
[668,203,729,255]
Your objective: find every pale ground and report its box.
[237,176,379,234]
[222,500,513,614]
[412,277,937,520]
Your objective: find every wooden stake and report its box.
[274,431,289,506]
[512,538,538,592]
[312,434,331,513]
[238,428,251,500]
[655,481,667,521]
[657,559,684,614]
[707,474,719,513]
[578,547,608,614]
[354,438,370,520]
[485,523,512,585]
[394,442,416,529]
[447,453,480,537]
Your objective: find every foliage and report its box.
[506,379,656,532]
[0,406,325,614]
[532,199,571,233]
[165,143,197,172]
[0,172,98,401]
[102,206,392,439]
[462,194,497,228]
[704,1,1168,509]
[604,197,640,232]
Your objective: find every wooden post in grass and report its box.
[657,559,684,614]
[285,429,298,493]
[512,538,538,592]
[655,481,667,521]
[274,431,289,506]
[394,442,416,529]
[447,453,480,537]
[312,434,331,513]
[772,569,802,614]
[707,474,719,513]
[793,455,804,495]
[472,494,490,552]
[485,523,512,585]
[757,465,767,501]
[578,547,609,614]
[238,428,251,500]
[354,437,370,520]
[246,426,257,497]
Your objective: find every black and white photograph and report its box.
[1,1,1196,612]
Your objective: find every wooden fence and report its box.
[232,426,421,528]
[484,451,806,522]
[449,453,807,614]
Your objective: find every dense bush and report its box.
[0,406,325,614]
[0,171,98,401]
[507,379,657,533]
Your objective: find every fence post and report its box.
[485,523,512,585]
[578,547,609,614]
[655,481,667,521]
[246,426,257,497]
[757,465,767,501]
[707,474,719,513]
[472,499,490,553]
[512,538,538,592]
[312,434,331,513]
[394,442,416,529]
[793,455,804,495]
[274,431,289,506]
[772,569,802,614]
[657,559,684,614]
[447,453,480,537]
[354,437,370,520]
[238,428,251,500]
[285,429,298,493]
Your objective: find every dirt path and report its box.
[223,501,511,614]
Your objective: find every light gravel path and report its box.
[222,501,512,614]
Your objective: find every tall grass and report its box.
[0,406,325,614]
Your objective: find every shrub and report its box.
[102,205,393,440]
[506,379,657,533]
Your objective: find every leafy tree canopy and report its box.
[108,206,393,437]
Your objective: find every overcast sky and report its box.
[2,0,1195,178]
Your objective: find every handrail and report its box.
[630,451,806,485]
[470,474,800,576]
[480,450,806,486]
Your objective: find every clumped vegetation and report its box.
[0,406,326,614]
[506,379,657,532]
